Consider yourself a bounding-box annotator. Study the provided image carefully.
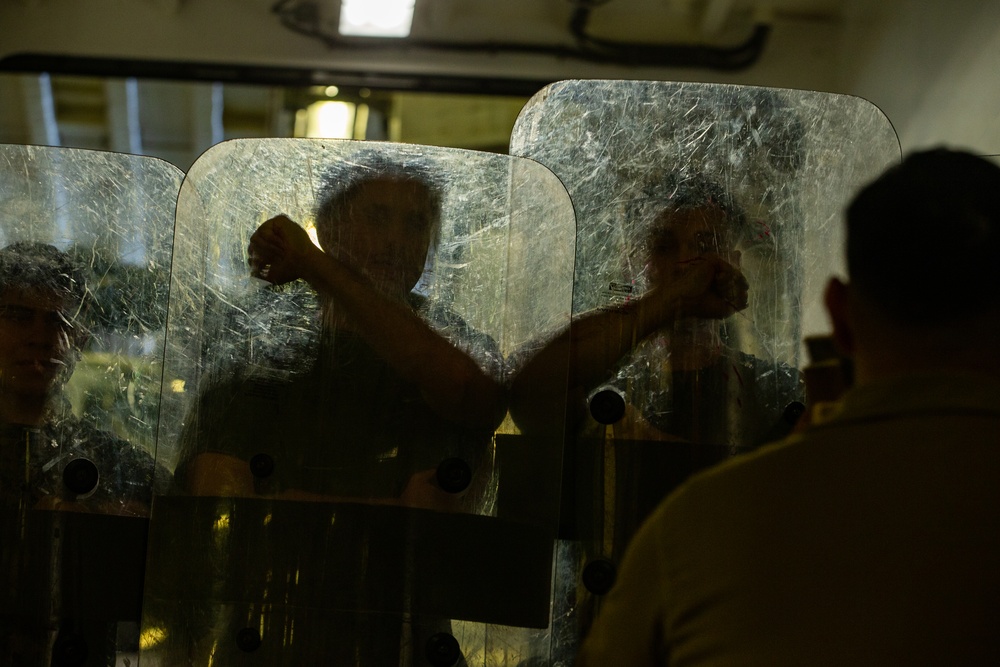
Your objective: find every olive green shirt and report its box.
[579,373,1000,666]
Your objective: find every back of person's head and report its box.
[0,241,88,313]
[846,148,1000,326]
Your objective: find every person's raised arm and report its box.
[509,253,748,433]
[248,214,507,431]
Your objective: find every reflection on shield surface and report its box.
[510,80,901,662]
[140,139,575,665]
[0,144,180,666]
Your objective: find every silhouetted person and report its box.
[162,156,512,666]
[578,148,1000,666]
[0,241,159,665]
[0,242,156,514]
[176,159,505,509]
[511,173,800,447]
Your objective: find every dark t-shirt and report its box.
[619,348,804,449]
[175,299,502,499]
[163,300,498,665]
[1,411,159,665]
[0,412,158,513]
[563,344,804,546]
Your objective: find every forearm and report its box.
[509,289,681,432]
[566,290,682,389]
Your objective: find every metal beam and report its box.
[191,82,225,160]
[19,73,60,146]
[105,78,143,154]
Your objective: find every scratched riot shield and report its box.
[510,80,901,662]
[140,139,575,666]
[0,145,181,666]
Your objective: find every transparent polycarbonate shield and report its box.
[141,139,575,665]
[0,145,181,666]
[510,80,901,663]
[514,80,900,365]
[511,80,900,448]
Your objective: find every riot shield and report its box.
[0,145,181,665]
[139,139,575,665]
[509,80,901,661]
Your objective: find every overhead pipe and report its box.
[567,4,769,70]
[271,0,771,71]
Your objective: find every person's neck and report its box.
[847,303,1000,387]
[0,394,49,427]
[853,353,1000,386]
[851,326,1000,386]
[668,318,724,371]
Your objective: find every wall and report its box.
[841,0,1000,155]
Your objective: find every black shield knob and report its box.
[62,458,99,497]
[249,453,275,479]
[425,632,461,667]
[782,401,806,425]
[436,458,472,494]
[236,627,262,653]
[589,387,626,425]
[52,634,88,666]
[582,558,617,595]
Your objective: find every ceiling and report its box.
[0,0,849,171]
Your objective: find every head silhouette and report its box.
[0,242,88,415]
[315,154,443,297]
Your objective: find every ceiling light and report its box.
[339,0,415,38]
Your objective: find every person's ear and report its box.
[824,277,855,357]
